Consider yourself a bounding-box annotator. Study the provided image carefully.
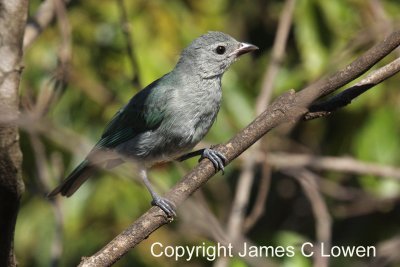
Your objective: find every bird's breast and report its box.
[179,80,222,143]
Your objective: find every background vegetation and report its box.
[18,0,400,266]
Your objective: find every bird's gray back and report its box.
[116,71,222,165]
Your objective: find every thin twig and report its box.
[53,0,71,94]
[49,198,64,267]
[267,152,400,181]
[23,0,71,49]
[24,0,54,49]
[225,155,257,241]
[256,0,297,114]
[28,134,64,267]
[333,195,400,218]
[286,169,331,267]
[53,0,71,66]
[116,0,142,89]
[243,162,271,232]
[318,178,363,201]
[27,0,71,118]
[369,235,400,266]
[296,31,400,105]
[305,57,400,120]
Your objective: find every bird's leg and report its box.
[200,148,227,174]
[139,168,176,218]
[176,149,205,162]
[177,147,227,174]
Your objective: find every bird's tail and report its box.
[47,159,96,198]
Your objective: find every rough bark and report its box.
[0,1,28,266]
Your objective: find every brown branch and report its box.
[305,57,400,120]
[296,31,400,105]
[52,0,71,98]
[243,162,271,232]
[334,194,400,218]
[0,1,28,266]
[29,134,64,266]
[286,169,331,267]
[23,0,71,120]
[116,0,142,89]
[24,0,54,49]
[78,31,400,267]
[267,152,400,181]
[256,0,296,113]
[23,0,71,50]
[276,154,400,221]
[225,155,257,240]
[319,178,363,201]
[369,235,400,266]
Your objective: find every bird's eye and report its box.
[215,45,226,55]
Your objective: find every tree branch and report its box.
[370,235,400,266]
[304,57,400,120]
[116,0,142,89]
[0,1,28,266]
[256,0,296,113]
[78,31,400,267]
[285,169,331,267]
[23,0,71,50]
[243,162,271,232]
[267,152,400,181]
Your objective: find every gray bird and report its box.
[48,31,258,217]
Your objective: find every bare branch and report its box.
[24,0,54,49]
[286,169,331,267]
[256,0,296,113]
[226,156,257,240]
[29,134,64,266]
[78,31,400,267]
[369,235,400,266]
[296,31,400,105]
[117,0,142,89]
[267,152,400,181]
[23,0,71,50]
[243,163,271,232]
[334,195,399,218]
[305,57,400,120]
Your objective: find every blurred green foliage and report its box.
[18,0,400,266]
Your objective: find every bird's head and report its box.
[176,31,258,79]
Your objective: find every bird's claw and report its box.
[200,148,227,174]
[151,196,177,219]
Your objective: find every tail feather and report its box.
[48,160,96,198]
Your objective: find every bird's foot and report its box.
[151,196,177,219]
[200,148,227,174]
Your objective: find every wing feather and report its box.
[94,77,167,150]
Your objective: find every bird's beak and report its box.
[230,42,259,57]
